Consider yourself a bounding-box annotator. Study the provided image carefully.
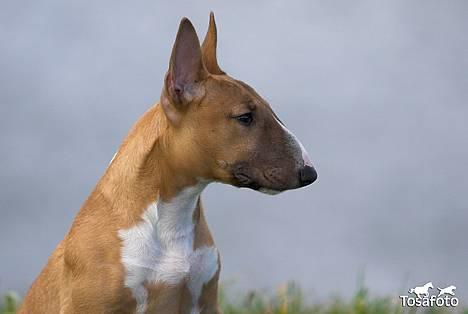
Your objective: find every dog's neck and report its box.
[155,182,207,244]
[96,104,207,224]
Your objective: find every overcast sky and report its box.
[1,0,467,302]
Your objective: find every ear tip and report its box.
[209,12,216,24]
[177,17,200,42]
[179,17,195,31]
[208,13,217,33]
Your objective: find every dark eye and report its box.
[235,112,253,126]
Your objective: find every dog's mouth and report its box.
[232,172,261,190]
[231,170,286,195]
[229,162,306,194]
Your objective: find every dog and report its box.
[409,282,433,298]
[19,13,317,313]
[437,285,456,297]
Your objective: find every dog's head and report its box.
[160,14,317,193]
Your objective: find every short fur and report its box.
[20,13,316,313]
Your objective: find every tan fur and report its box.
[20,13,315,314]
[20,105,219,313]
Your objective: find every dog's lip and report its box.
[232,172,251,184]
[231,172,261,190]
[231,169,295,192]
[231,174,286,193]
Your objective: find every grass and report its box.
[2,282,466,313]
[0,292,19,314]
[219,282,467,314]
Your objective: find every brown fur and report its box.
[20,13,315,314]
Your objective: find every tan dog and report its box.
[19,13,317,314]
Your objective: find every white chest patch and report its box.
[118,184,219,313]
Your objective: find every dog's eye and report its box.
[235,112,253,126]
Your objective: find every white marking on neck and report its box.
[118,183,218,313]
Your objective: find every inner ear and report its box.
[201,12,225,75]
[166,18,208,105]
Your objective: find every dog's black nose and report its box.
[299,165,317,187]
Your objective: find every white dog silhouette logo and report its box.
[437,286,456,297]
[408,282,433,298]
[400,282,459,308]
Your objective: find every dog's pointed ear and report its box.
[201,12,225,75]
[162,18,208,125]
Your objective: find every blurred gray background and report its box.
[1,0,467,301]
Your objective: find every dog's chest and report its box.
[118,185,218,313]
